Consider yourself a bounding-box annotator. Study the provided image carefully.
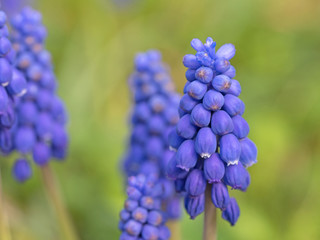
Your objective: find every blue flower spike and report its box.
[0,10,27,159]
[119,175,171,240]
[123,50,182,221]
[168,37,257,226]
[7,7,69,182]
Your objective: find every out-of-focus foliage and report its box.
[1,0,320,239]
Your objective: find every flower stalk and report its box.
[41,165,78,240]
[203,185,217,240]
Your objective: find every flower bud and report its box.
[0,12,6,28]
[219,134,241,165]
[203,153,225,183]
[224,65,236,78]
[185,69,196,81]
[32,142,50,166]
[239,138,257,167]
[196,51,213,67]
[120,210,131,222]
[212,75,231,93]
[176,114,198,139]
[35,112,52,140]
[203,90,224,111]
[149,95,166,113]
[195,67,214,84]
[166,154,188,180]
[223,94,245,117]
[147,210,163,226]
[191,38,205,52]
[227,79,241,96]
[131,124,148,144]
[140,196,155,210]
[148,115,165,134]
[222,198,240,226]
[135,53,149,71]
[211,182,230,210]
[211,110,234,136]
[204,37,216,58]
[186,80,207,100]
[164,107,179,126]
[179,94,199,113]
[216,43,236,60]
[120,233,136,240]
[0,58,12,86]
[190,103,211,127]
[183,54,201,69]
[36,89,53,111]
[132,207,148,223]
[232,115,249,139]
[214,57,230,73]
[145,136,164,160]
[127,186,142,200]
[224,163,250,191]
[0,101,14,128]
[134,102,151,122]
[176,140,198,171]
[168,129,184,151]
[185,169,206,196]
[125,220,142,236]
[14,126,36,153]
[184,194,205,219]
[195,127,217,158]
[142,225,159,240]
[18,101,38,125]
[12,159,32,183]
[7,69,27,96]
[125,199,138,212]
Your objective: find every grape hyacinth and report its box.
[8,7,68,182]
[119,174,171,240]
[122,50,181,220]
[0,10,27,155]
[168,37,257,225]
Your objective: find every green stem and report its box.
[203,185,217,240]
[41,165,79,240]
[167,220,181,240]
[0,168,12,240]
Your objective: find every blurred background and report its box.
[1,0,320,239]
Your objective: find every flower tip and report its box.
[227,159,239,166]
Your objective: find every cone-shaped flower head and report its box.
[119,174,171,240]
[8,7,68,182]
[0,10,27,159]
[122,50,181,220]
[167,37,258,226]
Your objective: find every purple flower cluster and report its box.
[8,7,68,182]
[119,174,171,240]
[167,37,257,225]
[0,10,27,153]
[123,50,181,219]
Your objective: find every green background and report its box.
[2,0,320,239]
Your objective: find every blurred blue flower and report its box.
[7,7,68,182]
[119,175,171,240]
[0,10,27,157]
[123,50,182,220]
